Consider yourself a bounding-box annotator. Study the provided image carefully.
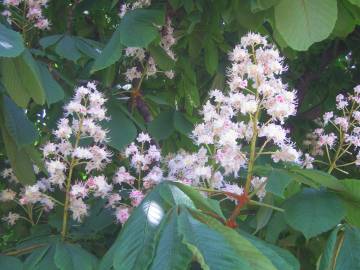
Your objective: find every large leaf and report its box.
[318,227,340,270]
[265,168,293,198]
[149,44,175,71]
[149,210,193,270]
[37,63,65,105]
[110,183,176,270]
[0,121,36,184]
[334,226,360,270]
[2,95,38,147]
[284,188,345,239]
[91,27,123,73]
[239,230,300,270]
[0,23,25,57]
[191,211,279,270]
[339,179,360,227]
[0,255,23,270]
[274,0,338,50]
[289,168,344,191]
[1,49,46,107]
[24,244,58,270]
[148,110,175,140]
[119,9,165,47]
[179,209,255,269]
[55,35,83,62]
[102,100,137,150]
[54,242,98,270]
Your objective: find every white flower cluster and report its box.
[2,0,51,30]
[305,86,360,172]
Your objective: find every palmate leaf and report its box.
[0,255,23,270]
[101,181,299,270]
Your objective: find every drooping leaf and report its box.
[2,94,38,147]
[0,121,36,184]
[102,100,137,150]
[55,35,83,62]
[284,188,345,239]
[91,27,123,73]
[274,0,338,50]
[119,9,165,47]
[148,110,175,140]
[1,49,46,107]
[0,23,25,57]
[37,62,65,105]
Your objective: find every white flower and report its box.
[69,197,88,222]
[2,212,20,226]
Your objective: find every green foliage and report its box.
[283,188,345,239]
[0,23,25,57]
[101,182,299,270]
[119,9,165,47]
[275,0,338,50]
[1,1,360,269]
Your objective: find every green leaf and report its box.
[24,244,58,270]
[255,194,274,233]
[239,230,300,270]
[111,183,175,270]
[334,226,360,270]
[102,100,137,150]
[340,178,360,201]
[332,0,356,38]
[91,27,123,73]
[171,182,225,219]
[289,168,344,191]
[179,209,253,269]
[339,179,360,227]
[148,110,175,140]
[1,49,46,107]
[0,121,36,184]
[274,0,338,50]
[284,188,345,239]
[149,44,175,70]
[54,243,98,270]
[265,212,287,244]
[149,210,193,270]
[55,35,83,62]
[348,0,360,7]
[2,95,38,147]
[37,63,65,105]
[119,9,165,47]
[318,227,340,270]
[173,111,193,136]
[266,168,293,198]
[0,255,23,270]
[0,23,25,57]
[190,210,278,270]
[75,37,102,59]
[251,0,280,12]
[204,39,218,75]
[39,35,62,49]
